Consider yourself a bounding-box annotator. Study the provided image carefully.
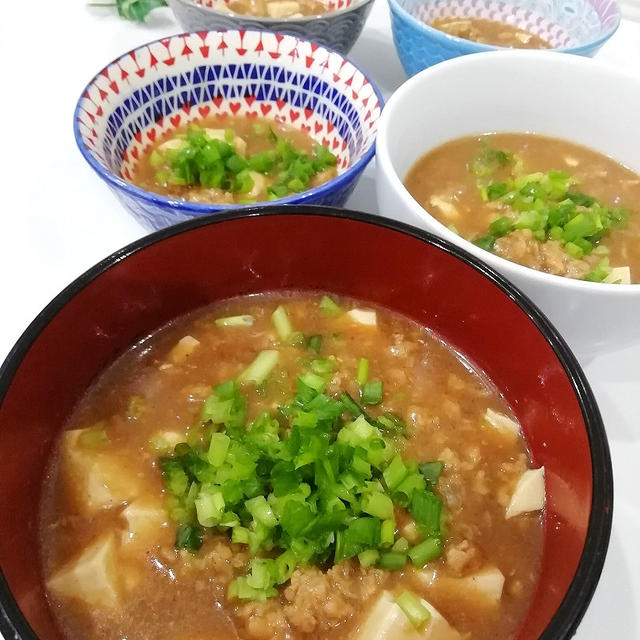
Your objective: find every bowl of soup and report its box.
[376,50,640,361]
[73,31,382,231]
[0,207,613,640]
[387,0,620,76]
[167,0,374,55]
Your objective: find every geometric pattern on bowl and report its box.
[388,0,621,76]
[414,0,576,46]
[168,0,375,54]
[74,30,383,230]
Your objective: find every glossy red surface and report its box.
[0,211,603,640]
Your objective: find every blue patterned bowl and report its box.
[389,0,621,76]
[168,0,375,54]
[73,30,383,231]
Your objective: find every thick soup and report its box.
[227,0,326,18]
[429,18,551,48]
[130,115,338,204]
[405,133,640,283]
[41,294,544,640]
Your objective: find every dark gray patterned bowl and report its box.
[167,0,375,54]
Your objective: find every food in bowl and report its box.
[167,0,376,54]
[132,117,337,204]
[74,31,382,230]
[387,0,621,76]
[41,291,545,639]
[0,210,613,640]
[429,17,551,48]
[226,0,325,17]
[405,133,639,284]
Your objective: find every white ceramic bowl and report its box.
[376,50,640,362]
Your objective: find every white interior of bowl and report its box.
[376,50,640,358]
[381,51,640,185]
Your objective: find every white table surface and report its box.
[1,2,639,638]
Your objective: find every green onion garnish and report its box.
[271,305,293,341]
[319,295,342,316]
[395,590,431,629]
[362,380,383,405]
[468,143,629,279]
[357,357,369,386]
[215,314,255,328]
[307,334,323,353]
[378,551,407,570]
[237,350,279,384]
[159,360,445,601]
[147,125,336,202]
[408,536,442,567]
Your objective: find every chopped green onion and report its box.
[215,314,255,327]
[361,492,394,520]
[159,332,447,603]
[467,143,630,276]
[380,519,396,547]
[408,537,442,567]
[357,357,369,386]
[272,305,293,341]
[383,455,408,492]
[419,461,444,486]
[340,392,366,419]
[362,380,383,405]
[175,523,203,551]
[149,125,335,202]
[245,495,278,528]
[201,380,247,428]
[410,491,442,536]
[395,590,431,629]
[378,551,407,570]
[358,549,380,567]
[195,488,225,527]
[375,412,406,435]
[392,537,410,552]
[473,235,496,251]
[237,350,279,384]
[207,433,230,467]
[319,295,341,316]
[307,334,323,353]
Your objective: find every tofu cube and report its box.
[47,534,120,608]
[61,429,142,512]
[169,335,201,364]
[266,0,301,17]
[354,591,461,640]
[121,498,168,546]
[347,309,377,326]
[506,467,545,519]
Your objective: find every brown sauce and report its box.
[227,0,327,17]
[430,17,552,48]
[40,293,543,640]
[130,115,337,205]
[405,133,640,282]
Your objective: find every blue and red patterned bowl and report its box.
[73,31,383,230]
[389,0,621,76]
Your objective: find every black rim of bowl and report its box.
[0,205,613,640]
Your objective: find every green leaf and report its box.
[116,0,167,21]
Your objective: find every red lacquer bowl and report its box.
[0,208,612,640]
